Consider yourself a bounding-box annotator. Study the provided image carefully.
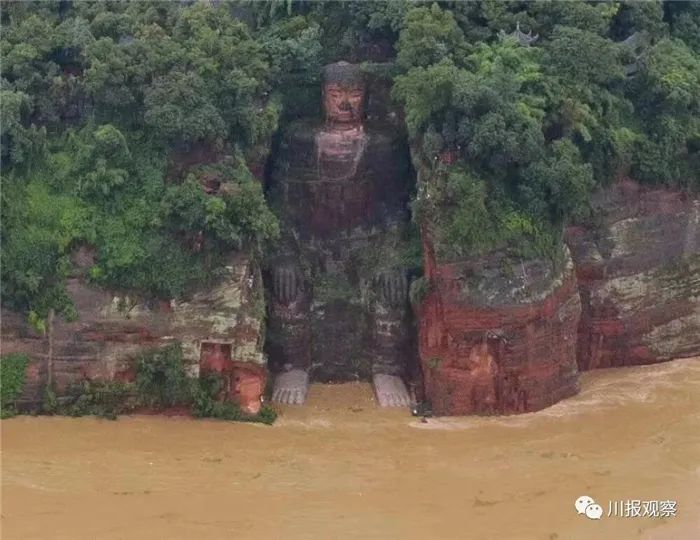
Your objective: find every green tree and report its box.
[144,71,227,145]
[629,38,700,186]
[1,179,87,319]
[396,3,468,70]
[0,87,45,167]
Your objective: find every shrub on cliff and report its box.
[135,344,192,409]
[0,353,29,418]
[629,38,700,187]
[135,344,277,424]
[191,371,277,425]
[396,4,468,70]
[2,122,279,307]
[162,160,280,252]
[1,177,87,320]
[60,380,132,420]
[0,87,46,168]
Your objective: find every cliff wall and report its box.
[4,175,698,416]
[416,177,700,415]
[1,253,266,411]
[566,178,700,370]
[418,235,581,415]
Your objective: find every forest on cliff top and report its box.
[2,1,699,326]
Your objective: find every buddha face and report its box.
[323,82,365,127]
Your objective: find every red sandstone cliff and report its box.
[414,166,700,416]
[417,235,581,416]
[566,178,700,370]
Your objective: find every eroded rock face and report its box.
[1,253,266,410]
[566,178,700,370]
[417,242,581,416]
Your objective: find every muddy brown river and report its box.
[2,358,699,540]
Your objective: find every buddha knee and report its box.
[373,270,408,309]
[272,265,306,306]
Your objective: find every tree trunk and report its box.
[47,308,55,388]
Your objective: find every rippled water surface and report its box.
[2,358,699,539]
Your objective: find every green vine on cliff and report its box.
[409,276,430,308]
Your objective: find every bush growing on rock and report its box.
[0,354,29,418]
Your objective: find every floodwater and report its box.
[2,358,699,540]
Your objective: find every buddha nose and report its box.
[339,100,352,111]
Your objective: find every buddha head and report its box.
[322,61,365,128]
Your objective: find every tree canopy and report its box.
[391,0,698,260]
[1,0,698,316]
[1,1,282,320]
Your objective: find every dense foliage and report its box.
[1,1,282,323]
[2,0,699,311]
[0,353,29,418]
[58,379,131,420]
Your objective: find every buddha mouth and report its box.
[333,110,353,121]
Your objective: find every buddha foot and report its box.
[373,374,411,408]
[271,368,309,405]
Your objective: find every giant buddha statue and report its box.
[266,61,414,407]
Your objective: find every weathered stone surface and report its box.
[1,253,266,409]
[265,260,314,373]
[417,242,581,416]
[370,270,413,377]
[566,178,700,370]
